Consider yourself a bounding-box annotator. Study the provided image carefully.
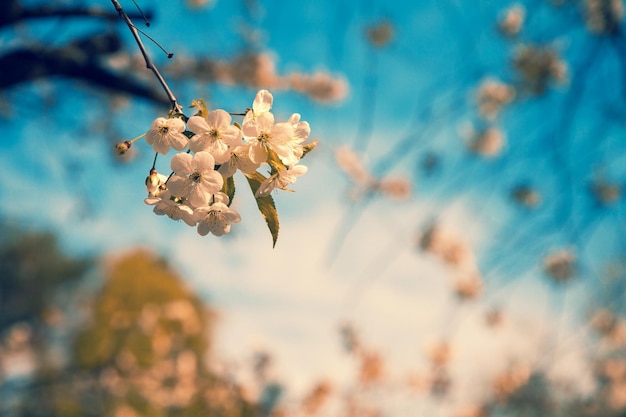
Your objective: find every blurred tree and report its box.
[11,249,257,417]
[0,222,91,332]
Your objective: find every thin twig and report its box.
[110,0,182,113]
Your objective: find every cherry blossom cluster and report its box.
[118,90,315,244]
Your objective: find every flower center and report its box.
[209,129,221,142]
[190,172,202,183]
[159,126,170,135]
[257,131,270,143]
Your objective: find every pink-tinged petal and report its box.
[187,116,210,134]
[221,125,242,147]
[168,117,186,132]
[214,192,230,205]
[145,130,157,145]
[288,113,301,125]
[255,175,277,198]
[249,142,268,165]
[291,165,308,176]
[198,170,224,195]
[212,223,231,236]
[193,207,212,222]
[237,156,260,174]
[170,133,189,151]
[210,142,231,164]
[293,121,311,141]
[224,210,241,223]
[208,109,232,129]
[144,196,161,205]
[171,152,194,174]
[257,112,275,132]
[197,221,211,236]
[188,187,211,208]
[150,117,167,130]
[167,176,191,198]
[242,120,260,139]
[272,143,297,165]
[189,133,210,153]
[271,122,294,142]
[218,159,237,178]
[253,89,273,114]
[178,206,197,226]
[242,110,255,126]
[153,138,170,155]
[193,151,216,171]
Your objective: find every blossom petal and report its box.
[193,151,216,171]
[249,142,268,165]
[188,186,211,207]
[170,133,189,151]
[293,121,311,142]
[168,117,186,132]
[221,125,243,147]
[209,141,232,164]
[242,119,260,140]
[152,138,171,155]
[198,170,224,195]
[197,221,211,236]
[189,133,211,153]
[187,116,210,134]
[253,90,273,114]
[171,153,194,174]
[257,112,276,132]
[291,165,308,176]
[167,176,192,198]
[208,109,232,129]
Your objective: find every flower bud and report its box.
[145,169,162,197]
[115,140,132,155]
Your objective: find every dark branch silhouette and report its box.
[1,0,152,30]
[0,32,169,105]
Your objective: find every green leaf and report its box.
[246,172,280,248]
[301,139,319,159]
[221,175,236,207]
[266,148,286,173]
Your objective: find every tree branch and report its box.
[110,0,183,113]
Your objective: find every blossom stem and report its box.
[129,132,146,144]
[151,152,158,170]
[110,0,183,114]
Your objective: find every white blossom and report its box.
[187,109,242,163]
[145,117,188,155]
[168,151,224,208]
[242,112,294,165]
[218,143,260,178]
[144,190,195,226]
[255,164,308,198]
[193,193,241,236]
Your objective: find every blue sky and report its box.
[1,0,625,413]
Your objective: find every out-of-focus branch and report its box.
[0,32,169,105]
[111,0,183,113]
[1,0,152,30]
